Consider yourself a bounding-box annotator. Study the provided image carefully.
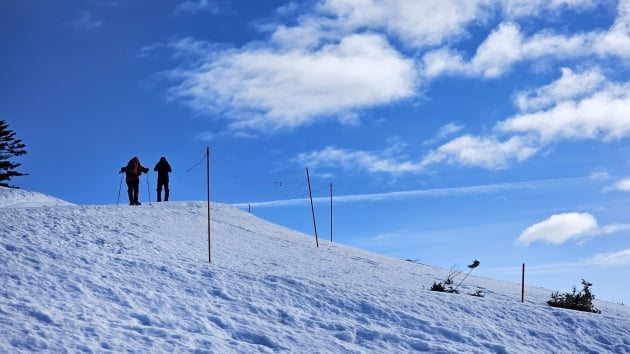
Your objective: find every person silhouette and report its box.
[120,157,149,205]
[153,156,172,202]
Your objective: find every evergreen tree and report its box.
[0,120,28,188]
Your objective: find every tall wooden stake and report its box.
[521,263,525,303]
[306,168,319,247]
[329,183,333,242]
[207,147,211,263]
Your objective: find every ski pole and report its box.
[116,172,123,206]
[146,172,151,204]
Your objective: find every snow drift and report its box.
[1,187,629,353]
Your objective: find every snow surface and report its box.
[1,187,629,353]
[0,187,74,208]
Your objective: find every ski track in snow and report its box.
[1,187,630,353]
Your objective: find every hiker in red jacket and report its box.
[120,157,149,205]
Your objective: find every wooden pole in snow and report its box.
[207,147,211,263]
[521,263,525,303]
[306,168,319,247]
[329,183,333,243]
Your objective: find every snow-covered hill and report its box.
[0,186,74,208]
[1,187,629,353]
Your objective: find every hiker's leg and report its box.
[126,181,134,204]
[132,181,139,203]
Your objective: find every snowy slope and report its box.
[1,188,629,353]
[0,186,74,208]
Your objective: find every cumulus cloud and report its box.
[516,212,598,246]
[468,22,526,78]
[317,0,598,49]
[169,33,417,131]
[324,66,630,173]
[604,177,630,192]
[422,135,539,170]
[498,81,630,143]
[420,0,630,80]
[514,68,607,112]
[317,0,493,48]
[294,64,630,173]
[421,67,630,170]
[516,212,630,246]
[162,0,630,151]
[421,22,601,79]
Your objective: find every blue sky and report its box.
[3,0,630,304]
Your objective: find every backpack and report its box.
[126,158,139,175]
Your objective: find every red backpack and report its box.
[126,158,139,175]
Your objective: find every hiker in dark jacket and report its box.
[120,157,149,205]
[154,156,172,202]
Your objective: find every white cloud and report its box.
[436,123,465,139]
[587,249,630,266]
[516,212,630,246]
[514,68,606,112]
[295,145,424,175]
[294,122,542,174]
[318,0,493,48]
[601,223,630,234]
[605,177,630,192]
[516,212,598,246]
[469,22,526,78]
[163,0,630,144]
[297,133,544,174]
[317,0,598,49]
[499,81,630,143]
[169,33,417,131]
[275,2,300,17]
[595,0,630,57]
[498,0,598,18]
[270,19,331,50]
[420,0,630,80]
[423,123,466,147]
[167,37,217,60]
[421,49,466,79]
[421,22,600,79]
[422,135,539,170]
[423,68,630,171]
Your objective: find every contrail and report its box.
[231,176,586,208]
